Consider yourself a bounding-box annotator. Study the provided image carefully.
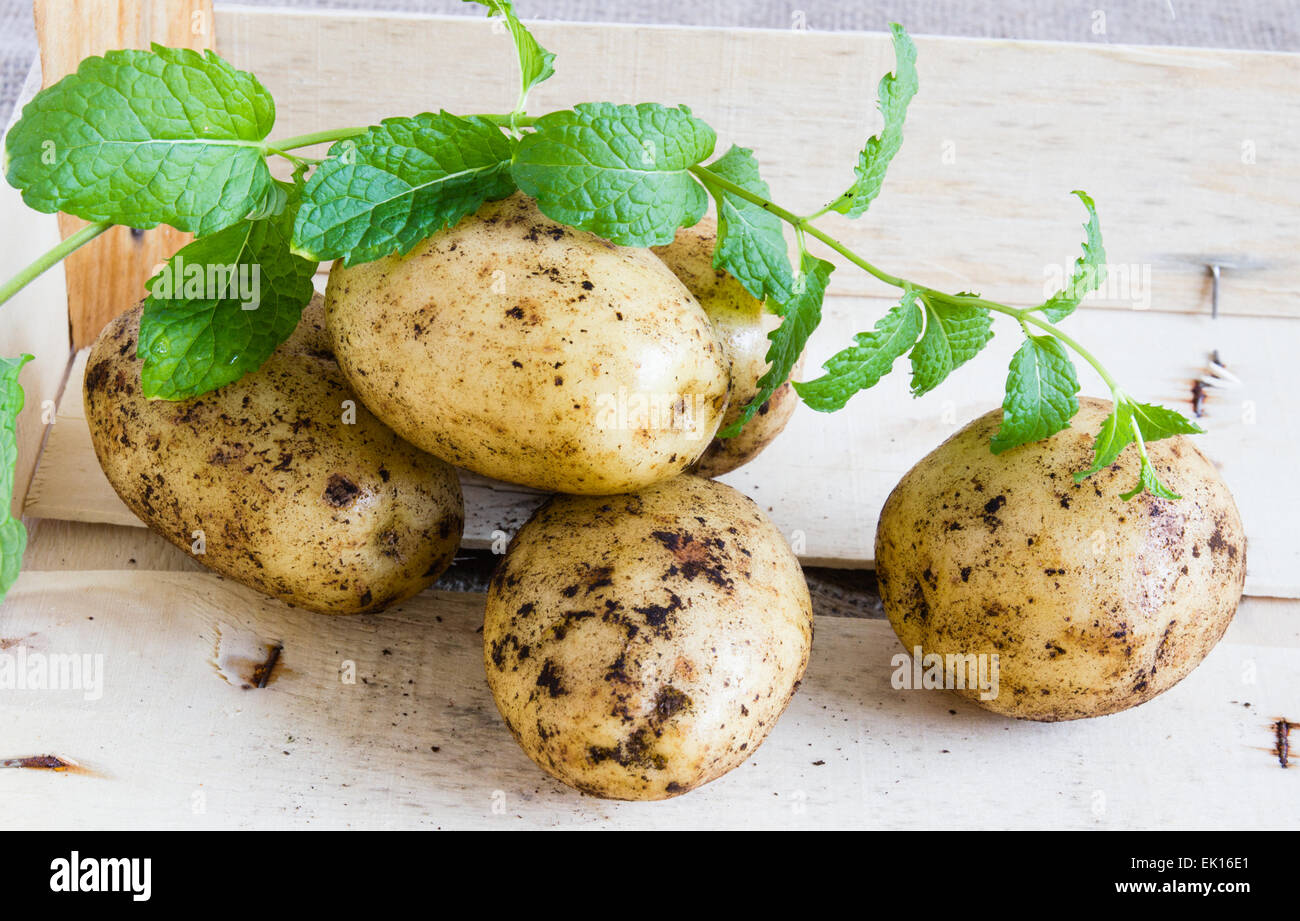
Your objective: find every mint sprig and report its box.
[4,45,273,235]
[0,355,32,604]
[140,186,317,399]
[0,16,1206,509]
[512,102,715,246]
[292,112,516,265]
[1076,398,1204,499]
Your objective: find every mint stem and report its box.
[268,127,367,151]
[270,115,533,155]
[0,219,113,309]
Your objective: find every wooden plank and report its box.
[0,570,1294,829]
[0,63,70,518]
[21,519,202,573]
[27,300,1300,598]
[32,0,215,348]
[21,518,1300,640]
[215,8,1300,319]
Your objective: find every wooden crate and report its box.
[1,5,1297,829]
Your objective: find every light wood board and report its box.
[215,8,1300,319]
[25,299,1300,598]
[0,65,70,518]
[0,570,1295,830]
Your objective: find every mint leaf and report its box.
[831,23,918,218]
[465,0,555,110]
[719,253,832,438]
[140,187,317,400]
[1075,400,1133,479]
[794,285,923,412]
[697,146,793,303]
[292,112,515,265]
[4,45,273,234]
[1076,398,1202,499]
[511,102,715,246]
[989,335,1080,453]
[908,295,993,396]
[0,355,32,603]
[1130,400,1204,442]
[1040,191,1106,322]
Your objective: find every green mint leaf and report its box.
[719,253,833,438]
[465,0,555,110]
[831,23,918,218]
[1075,400,1133,479]
[697,146,794,303]
[140,188,317,400]
[989,335,1080,454]
[4,45,273,234]
[908,295,993,396]
[292,112,515,265]
[0,354,32,603]
[511,102,715,246]
[1129,400,1204,442]
[794,284,923,412]
[1040,190,1106,322]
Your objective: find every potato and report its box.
[84,296,464,615]
[652,219,801,477]
[875,397,1246,721]
[325,193,730,494]
[484,475,812,799]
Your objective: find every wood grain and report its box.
[27,298,1300,597]
[0,65,69,517]
[0,570,1294,829]
[216,9,1300,319]
[32,0,215,348]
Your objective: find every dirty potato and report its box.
[325,193,731,494]
[484,475,812,799]
[652,218,801,477]
[875,397,1246,721]
[84,296,464,615]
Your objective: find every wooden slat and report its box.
[0,570,1294,829]
[0,65,70,518]
[32,0,215,348]
[27,300,1300,598]
[216,8,1300,319]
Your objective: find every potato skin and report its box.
[84,296,464,615]
[325,193,730,495]
[484,476,812,800]
[652,219,801,477]
[875,397,1246,721]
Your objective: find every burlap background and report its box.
[3,0,1298,125]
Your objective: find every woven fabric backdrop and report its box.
[3,0,1298,125]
